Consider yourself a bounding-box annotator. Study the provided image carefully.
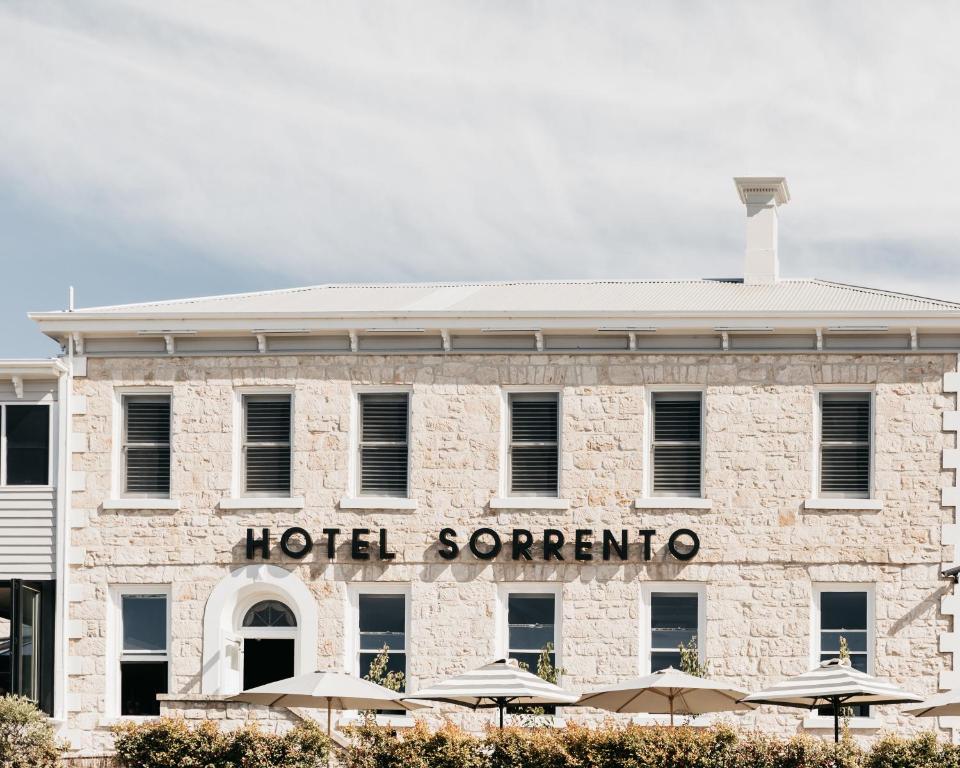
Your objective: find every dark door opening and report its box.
[0,580,55,714]
[243,638,294,690]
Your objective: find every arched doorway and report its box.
[201,564,318,694]
[239,599,297,690]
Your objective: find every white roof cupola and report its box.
[734,176,790,284]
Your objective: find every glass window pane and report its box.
[820,592,867,630]
[820,631,867,654]
[508,595,555,653]
[650,593,698,630]
[120,661,167,716]
[509,651,554,674]
[122,595,167,653]
[651,651,681,672]
[242,600,296,628]
[359,595,405,652]
[19,588,39,701]
[359,651,407,684]
[508,595,555,626]
[5,406,49,486]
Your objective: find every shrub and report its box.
[112,716,330,768]
[866,731,960,768]
[345,721,486,768]
[0,694,63,768]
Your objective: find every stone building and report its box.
[19,177,960,753]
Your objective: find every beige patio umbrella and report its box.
[227,669,429,737]
[904,689,960,718]
[577,667,755,726]
[743,658,922,742]
[406,658,579,728]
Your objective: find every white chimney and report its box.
[734,177,790,284]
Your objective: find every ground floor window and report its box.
[0,580,54,714]
[815,587,872,717]
[240,599,297,691]
[642,583,705,674]
[507,593,557,672]
[114,588,169,716]
[358,594,407,684]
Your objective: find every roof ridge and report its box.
[810,279,960,309]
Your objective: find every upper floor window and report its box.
[358,393,409,497]
[508,393,559,497]
[0,404,49,486]
[819,393,871,498]
[242,395,292,496]
[651,393,702,497]
[122,396,170,497]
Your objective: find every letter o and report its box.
[280,527,313,559]
[667,529,700,561]
[469,528,503,560]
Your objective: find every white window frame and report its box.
[498,386,564,499]
[643,387,705,499]
[112,387,172,498]
[344,583,412,726]
[348,386,413,499]
[495,583,563,674]
[232,387,295,499]
[106,585,172,720]
[235,594,299,691]
[811,388,875,501]
[0,400,55,489]
[806,583,877,730]
[119,393,172,499]
[639,582,706,676]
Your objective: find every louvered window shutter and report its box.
[243,396,292,495]
[652,393,702,497]
[123,397,171,495]
[819,393,871,497]
[509,394,559,496]
[359,394,409,496]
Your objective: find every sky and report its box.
[2,1,960,356]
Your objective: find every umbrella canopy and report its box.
[577,667,755,726]
[742,658,922,742]
[904,689,960,718]
[406,658,579,727]
[227,670,428,737]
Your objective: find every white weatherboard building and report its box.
[7,178,960,754]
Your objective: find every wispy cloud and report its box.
[1,0,958,306]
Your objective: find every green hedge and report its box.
[343,722,960,768]
[111,717,330,768]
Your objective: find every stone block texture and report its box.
[63,352,956,751]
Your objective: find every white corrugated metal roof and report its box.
[69,279,960,316]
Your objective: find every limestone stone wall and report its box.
[63,352,956,752]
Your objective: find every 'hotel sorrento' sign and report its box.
[245,527,700,562]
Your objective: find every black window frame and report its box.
[651,392,703,498]
[507,392,560,497]
[0,403,51,487]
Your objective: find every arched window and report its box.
[242,600,297,628]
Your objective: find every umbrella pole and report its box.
[499,699,504,729]
[832,697,839,744]
[669,694,674,727]
[326,699,332,768]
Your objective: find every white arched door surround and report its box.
[201,564,318,694]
